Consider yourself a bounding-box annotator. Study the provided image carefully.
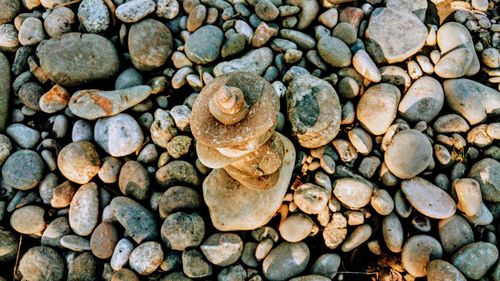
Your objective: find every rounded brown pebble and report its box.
[18,246,65,281]
[90,222,118,259]
[57,141,101,184]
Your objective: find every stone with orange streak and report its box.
[39,84,70,113]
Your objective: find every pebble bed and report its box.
[0,0,499,280]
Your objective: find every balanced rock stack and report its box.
[191,72,295,231]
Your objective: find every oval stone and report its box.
[69,182,99,236]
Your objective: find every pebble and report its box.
[36,33,119,87]
[453,178,482,217]
[69,182,99,236]
[341,224,372,252]
[438,215,474,254]
[333,178,373,209]
[2,149,44,190]
[200,232,243,266]
[0,0,20,24]
[18,246,65,281]
[69,86,151,120]
[310,253,341,278]
[90,222,118,260]
[105,196,158,243]
[468,158,500,202]
[214,47,274,76]
[111,268,139,281]
[365,7,427,63]
[41,216,70,248]
[155,160,200,187]
[451,242,498,280]
[279,213,314,242]
[44,7,75,37]
[57,141,101,184]
[118,161,149,201]
[161,212,205,251]
[384,129,432,179]
[0,229,18,262]
[427,260,466,281]
[280,29,316,50]
[6,123,40,148]
[382,212,403,253]
[39,85,70,113]
[294,183,329,214]
[317,36,351,67]
[167,135,192,158]
[67,252,96,281]
[110,238,134,271]
[370,188,394,215]
[332,22,357,45]
[115,0,155,23]
[255,0,279,21]
[0,52,9,130]
[78,0,109,33]
[182,249,213,278]
[433,114,470,133]
[401,235,443,277]
[402,177,456,219]
[129,19,173,71]
[10,205,46,235]
[94,113,144,157]
[158,185,200,218]
[156,0,180,19]
[398,76,444,122]
[60,235,91,251]
[319,8,338,28]
[286,75,341,148]
[185,25,223,64]
[18,17,45,46]
[357,83,400,135]
[0,24,19,52]
[51,181,76,208]
[352,49,381,82]
[263,242,310,280]
[129,241,164,275]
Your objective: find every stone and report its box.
[18,18,45,46]
[200,233,243,266]
[94,113,144,157]
[185,25,223,65]
[332,22,357,45]
[18,81,43,111]
[279,213,314,242]
[453,178,482,217]
[280,29,316,50]
[401,235,443,277]
[118,161,149,201]
[310,253,341,279]
[435,22,479,78]
[10,205,45,235]
[156,160,200,188]
[203,134,295,231]
[129,19,173,71]
[69,182,99,236]
[57,141,101,184]
[333,178,373,209]
[0,0,20,24]
[427,260,466,281]
[386,0,427,21]
[218,264,246,281]
[41,217,70,248]
[341,224,372,252]
[105,196,158,243]
[111,268,139,281]
[110,238,134,271]
[294,183,329,214]
[36,33,120,87]
[60,235,91,251]
[0,24,19,52]
[365,8,427,63]
[156,0,179,19]
[115,0,155,23]
[352,50,381,82]
[469,158,500,202]
[39,85,70,113]
[382,212,403,253]
[68,252,96,281]
[214,47,274,76]
[0,229,18,262]
[286,75,341,148]
[6,123,40,148]
[433,114,470,133]
[402,177,456,219]
[51,181,76,208]
[78,0,109,33]
[0,52,9,130]
[129,241,164,275]
[317,36,351,68]
[182,249,213,278]
[150,109,177,148]
[2,150,43,190]
[371,188,394,215]
[167,135,192,158]
[158,186,200,218]
[438,215,474,254]
[263,242,310,280]
[90,222,118,260]
[451,242,499,280]
[384,129,432,179]
[18,246,64,281]
[357,83,400,135]
[44,7,75,38]
[255,0,279,21]
[398,76,444,122]
[69,86,151,120]
[161,212,205,251]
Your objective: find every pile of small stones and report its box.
[0,0,499,280]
